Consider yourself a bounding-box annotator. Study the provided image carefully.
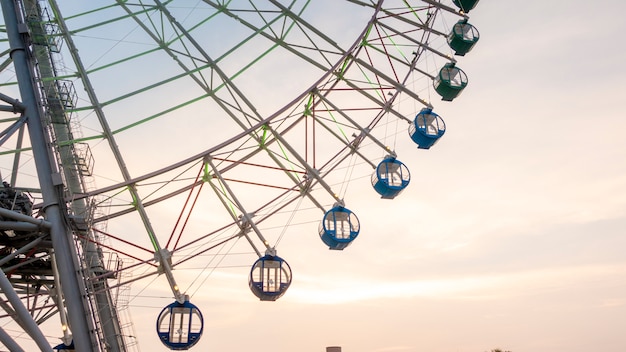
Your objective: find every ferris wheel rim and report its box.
[65,1,442,193]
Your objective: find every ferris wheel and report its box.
[0,0,482,351]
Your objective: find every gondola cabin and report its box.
[371,157,410,199]
[409,108,445,149]
[448,19,479,56]
[433,63,468,101]
[53,341,74,351]
[452,0,480,13]
[319,205,360,250]
[249,254,292,301]
[156,300,204,350]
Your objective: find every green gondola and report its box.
[433,63,468,101]
[448,19,480,56]
[452,0,480,13]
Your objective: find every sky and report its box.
[133,1,626,351]
[4,0,626,351]
[193,1,626,351]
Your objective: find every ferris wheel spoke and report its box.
[206,157,273,252]
[116,1,267,129]
[208,134,336,220]
[218,0,351,69]
[313,92,396,158]
[374,20,451,62]
[422,0,466,15]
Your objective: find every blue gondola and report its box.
[408,108,445,149]
[371,157,410,199]
[319,205,360,250]
[249,254,292,301]
[53,341,74,351]
[452,0,479,13]
[433,62,468,101]
[448,19,480,56]
[156,300,204,350]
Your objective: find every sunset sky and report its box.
[190,1,626,351]
[132,1,626,351]
[4,0,626,351]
